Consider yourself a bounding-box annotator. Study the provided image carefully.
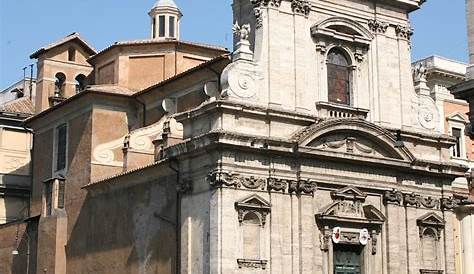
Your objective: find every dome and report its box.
[152,0,179,9]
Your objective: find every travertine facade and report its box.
[1,0,474,274]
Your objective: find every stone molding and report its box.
[383,189,460,210]
[291,0,311,16]
[207,171,317,195]
[367,19,389,33]
[420,270,443,274]
[237,259,268,269]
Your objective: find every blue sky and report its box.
[0,0,468,89]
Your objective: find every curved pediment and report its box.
[311,17,374,43]
[293,119,415,161]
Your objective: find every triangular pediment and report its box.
[331,186,367,201]
[235,194,271,209]
[446,112,468,124]
[417,212,445,227]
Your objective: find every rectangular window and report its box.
[152,18,156,38]
[159,15,165,37]
[169,16,175,38]
[68,47,76,62]
[55,124,67,171]
[45,181,53,216]
[452,127,462,158]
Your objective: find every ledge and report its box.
[315,101,369,119]
[237,259,268,270]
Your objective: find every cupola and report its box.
[149,0,182,40]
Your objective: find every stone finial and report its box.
[413,62,430,96]
[233,22,251,42]
[232,22,253,62]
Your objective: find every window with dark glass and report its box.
[333,244,362,274]
[45,181,53,216]
[54,72,66,97]
[68,47,76,62]
[159,15,166,37]
[55,124,67,171]
[169,16,175,38]
[75,74,86,93]
[327,48,351,105]
[452,127,462,158]
[152,17,156,38]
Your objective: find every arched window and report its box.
[327,48,351,105]
[75,74,87,93]
[242,212,261,259]
[54,72,66,97]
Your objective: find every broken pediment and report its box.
[317,200,385,226]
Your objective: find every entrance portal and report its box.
[333,244,362,274]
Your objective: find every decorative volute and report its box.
[149,0,182,40]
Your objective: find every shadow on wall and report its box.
[0,219,38,274]
[65,177,178,274]
[2,162,31,225]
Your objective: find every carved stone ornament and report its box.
[383,189,403,205]
[237,259,268,269]
[368,19,389,33]
[291,0,311,16]
[235,194,271,226]
[417,212,445,240]
[241,176,266,190]
[395,24,413,40]
[288,179,316,195]
[251,0,282,28]
[404,192,420,207]
[221,23,262,100]
[331,186,367,201]
[419,196,438,209]
[207,170,241,188]
[371,230,378,255]
[440,197,458,210]
[267,177,288,192]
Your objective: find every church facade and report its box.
[1,0,474,274]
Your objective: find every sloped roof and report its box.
[30,32,97,59]
[153,0,179,9]
[88,39,227,64]
[0,97,34,115]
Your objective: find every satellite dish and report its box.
[204,81,219,98]
[162,98,176,114]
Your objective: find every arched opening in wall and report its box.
[327,48,352,105]
[68,47,76,62]
[242,211,261,259]
[421,228,438,268]
[54,72,66,97]
[75,74,87,93]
